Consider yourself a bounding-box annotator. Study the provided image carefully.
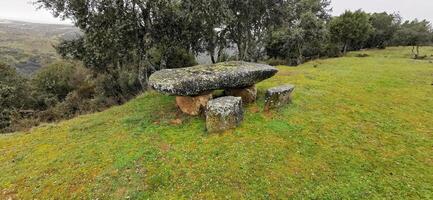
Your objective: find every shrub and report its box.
[321,43,342,58]
[0,63,34,133]
[32,61,76,103]
[0,63,32,109]
[0,109,12,131]
[32,61,93,108]
[266,58,289,66]
[166,47,198,69]
[149,46,198,69]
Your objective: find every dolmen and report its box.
[149,61,278,116]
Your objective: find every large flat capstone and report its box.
[149,61,278,96]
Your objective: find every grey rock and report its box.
[206,96,243,133]
[264,84,295,111]
[149,61,278,96]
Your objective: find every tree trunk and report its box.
[210,54,216,64]
[297,44,303,65]
[216,46,224,62]
[412,46,417,59]
[343,42,348,55]
[209,48,216,64]
[237,42,244,61]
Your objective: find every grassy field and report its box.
[1,47,433,199]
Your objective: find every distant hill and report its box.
[0,19,80,75]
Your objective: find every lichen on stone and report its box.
[149,61,278,96]
[205,96,244,133]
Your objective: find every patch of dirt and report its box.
[159,143,171,153]
[263,110,275,119]
[170,118,183,125]
[114,187,128,199]
[249,106,260,113]
[1,189,18,200]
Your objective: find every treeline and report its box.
[1,0,433,133]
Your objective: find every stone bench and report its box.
[205,96,243,133]
[149,61,278,115]
[264,84,295,111]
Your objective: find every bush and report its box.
[0,63,34,133]
[148,46,198,70]
[321,43,342,58]
[32,61,94,108]
[0,109,12,131]
[166,47,198,69]
[32,61,77,104]
[0,63,32,109]
[266,58,289,66]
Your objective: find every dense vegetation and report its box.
[1,47,432,199]
[1,0,433,133]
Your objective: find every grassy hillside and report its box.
[1,47,433,199]
[0,19,79,74]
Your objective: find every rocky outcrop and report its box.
[205,96,243,133]
[149,61,278,96]
[264,85,295,111]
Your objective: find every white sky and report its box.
[332,0,433,23]
[0,0,432,24]
[0,0,71,24]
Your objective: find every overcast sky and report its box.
[0,0,432,25]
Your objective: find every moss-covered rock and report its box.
[264,84,295,111]
[149,61,278,96]
[205,96,243,133]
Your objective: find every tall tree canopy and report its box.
[329,10,373,54]
[265,0,331,64]
[393,19,432,58]
[365,12,401,49]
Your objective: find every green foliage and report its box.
[393,19,433,58]
[1,47,433,199]
[0,63,32,109]
[36,0,332,66]
[329,10,373,54]
[32,61,78,105]
[55,37,86,60]
[0,63,33,132]
[265,1,330,65]
[223,0,289,61]
[365,12,401,49]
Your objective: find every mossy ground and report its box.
[1,47,433,199]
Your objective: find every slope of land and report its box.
[0,19,79,74]
[1,47,433,199]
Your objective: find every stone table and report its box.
[149,61,278,115]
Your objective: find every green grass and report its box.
[1,47,433,199]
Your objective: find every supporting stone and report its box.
[206,96,244,133]
[176,92,213,116]
[264,84,295,111]
[224,85,257,104]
